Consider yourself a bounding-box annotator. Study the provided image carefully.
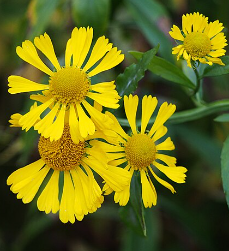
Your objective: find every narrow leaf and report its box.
[201,56,229,78]
[130,51,195,89]
[116,46,159,97]
[214,113,229,122]
[221,135,229,209]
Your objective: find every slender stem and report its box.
[192,62,204,105]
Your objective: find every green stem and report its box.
[118,99,229,126]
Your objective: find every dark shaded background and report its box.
[1,0,229,250]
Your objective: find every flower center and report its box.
[184,32,211,58]
[125,134,156,170]
[49,67,90,104]
[38,125,85,171]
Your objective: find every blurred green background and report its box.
[1,0,229,250]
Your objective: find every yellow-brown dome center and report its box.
[184,32,211,58]
[125,134,156,170]
[49,67,90,104]
[38,125,85,171]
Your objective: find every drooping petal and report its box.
[69,104,84,144]
[34,102,60,136]
[76,103,95,138]
[16,40,53,75]
[37,170,60,214]
[149,166,175,193]
[140,169,157,207]
[87,92,120,109]
[34,33,61,71]
[155,153,177,167]
[59,171,76,224]
[8,76,49,94]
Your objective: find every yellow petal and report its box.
[65,38,73,67]
[37,170,60,214]
[152,126,168,142]
[124,94,139,134]
[76,103,95,138]
[88,47,124,77]
[149,166,175,193]
[156,137,175,151]
[154,162,187,183]
[34,33,61,70]
[148,102,176,137]
[8,75,49,94]
[7,159,45,185]
[155,153,177,167]
[140,169,157,207]
[83,36,112,72]
[19,98,54,131]
[87,92,119,109]
[141,95,157,134]
[169,25,184,41]
[71,27,93,68]
[205,20,224,39]
[16,40,53,75]
[69,104,84,144]
[59,171,75,224]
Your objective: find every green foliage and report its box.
[125,0,173,62]
[221,135,229,209]
[201,56,229,78]
[130,51,196,89]
[116,46,159,97]
[71,0,110,38]
[214,113,229,122]
[28,0,61,39]
[119,174,146,237]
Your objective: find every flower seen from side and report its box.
[100,95,187,207]
[169,12,227,67]
[8,27,124,143]
[7,124,130,223]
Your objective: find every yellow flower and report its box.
[99,95,187,207]
[8,27,124,142]
[7,124,130,223]
[169,12,227,67]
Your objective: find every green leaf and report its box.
[201,56,229,78]
[130,51,195,89]
[125,0,173,62]
[214,113,229,122]
[116,46,159,97]
[28,0,61,39]
[119,174,146,237]
[118,99,229,127]
[71,0,110,38]
[221,135,229,209]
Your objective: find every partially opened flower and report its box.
[100,95,187,207]
[169,12,227,67]
[8,27,123,142]
[7,124,130,223]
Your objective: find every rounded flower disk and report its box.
[8,27,124,142]
[99,95,187,208]
[7,124,131,223]
[169,12,227,67]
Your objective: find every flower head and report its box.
[7,124,130,223]
[169,12,227,67]
[100,95,187,207]
[8,27,124,142]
